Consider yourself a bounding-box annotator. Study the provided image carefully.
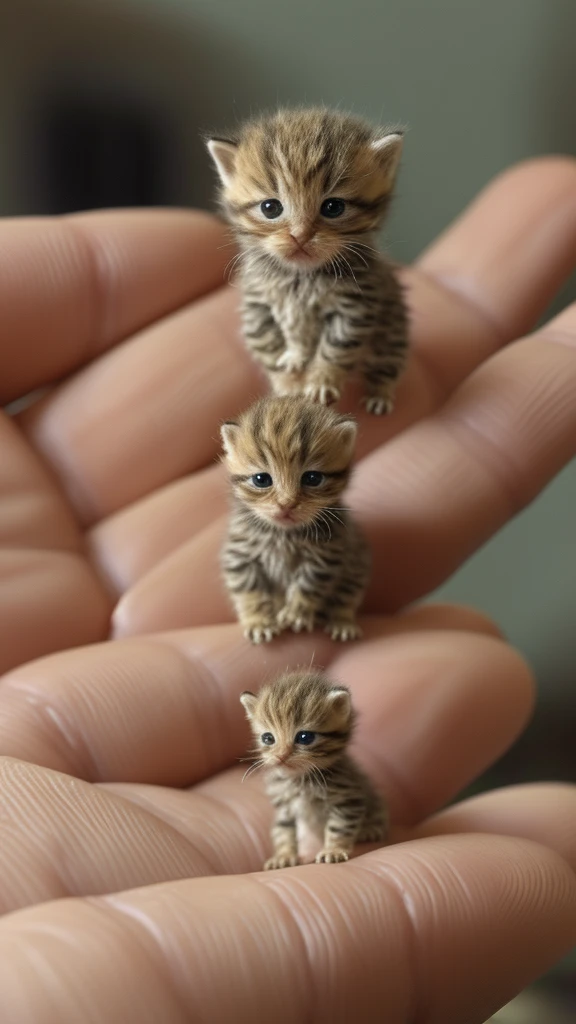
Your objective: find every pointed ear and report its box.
[332,417,357,463]
[371,132,403,187]
[326,687,352,728]
[220,421,240,458]
[240,691,258,719]
[207,138,238,187]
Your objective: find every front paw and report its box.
[264,854,300,870]
[315,849,349,864]
[304,381,341,406]
[277,605,316,634]
[243,621,280,644]
[326,620,362,642]
[275,350,307,374]
[362,394,394,416]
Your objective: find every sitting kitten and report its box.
[241,671,388,868]
[207,106,408,414]
[221,395,369,643]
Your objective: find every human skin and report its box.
[0,158,575,1022]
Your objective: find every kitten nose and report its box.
[290,229,314,247]
[277,499,298,511]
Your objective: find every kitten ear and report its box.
[207,138,238,187]
[371,132,403,187]
[220,421,240,457]
[240,691,258,718]
[326,687,352,727]
[332,417,357,463]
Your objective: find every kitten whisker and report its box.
[242,759,266,783]
[341,244,369,270]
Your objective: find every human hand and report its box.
[0,159,576,1021]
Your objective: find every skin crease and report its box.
[0,159,574,1021]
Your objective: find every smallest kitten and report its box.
[241,671,387,869]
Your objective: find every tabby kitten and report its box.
[207,106,408,414]
[221,395,369,644]
[241,671,387,868]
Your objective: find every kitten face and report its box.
[221,396,356,529]
[208,108,403,271]
[241,671,354,775]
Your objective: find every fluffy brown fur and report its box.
[241,671,388,868]
[221,395,369,644]
[207,106,409,414]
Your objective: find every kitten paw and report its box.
[304,382,341,406]
[315,849,349,864]
[275,351,307,374]
[326,621,362,642]
[244,624,280,644]
[277,607,316,634]
[358,825,387,844]
[362,395,394,416]
[264,855,300,870]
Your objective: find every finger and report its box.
[418,157,576,341]
[354,302,576,609]
[0,618,531,829]
[0,836,573,1024]
[0,415,110,674]
[0,209,230,404]
[0,758,207,914]
[414,783,576,869]
[108,298,576,632]
[89,465,228,595]
[21,160,576,522]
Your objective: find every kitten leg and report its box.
[265,806,299,870]
[268,368,305,396]
[324,588,364,642]
[316,808,361,864]
[357,800,389,844]
[232,591,280,644]
[277,583,320,635]
[303,314,360,405]
[362,328,408,415]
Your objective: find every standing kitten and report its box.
[221,395,369,644]
[241,671,388,868]
[207,106,408,414]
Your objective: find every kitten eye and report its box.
[295,731,316,746]
[261,732,275,745]
[260,199,284,219]
[301,471,324,487]
[251,473,273,488]
[320,198,346,219]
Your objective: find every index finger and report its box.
[0,209,230,404]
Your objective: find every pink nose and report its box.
[290,230,313,247]
[278,500,298,511]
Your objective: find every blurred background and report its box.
[0,0,574,1011]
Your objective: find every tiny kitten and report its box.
[241,671,388,868]
[221,395,369,644]
[207,106,408,414]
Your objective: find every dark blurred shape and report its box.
[39,93,168,213]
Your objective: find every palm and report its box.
[0,162,575,1022]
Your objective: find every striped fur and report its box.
[241,671,388,868]
[207,107,409,414]
[221,396,370,644]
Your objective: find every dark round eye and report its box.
[301,471,324,487]
[295,731,316,746]
[320,198,346,219]
[261,732,275,745]
[261,199,283,219]
[251,473,273,488]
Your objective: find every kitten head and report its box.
[220,396,356,529]
[207,107,403,271]
[241,671,355,775]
